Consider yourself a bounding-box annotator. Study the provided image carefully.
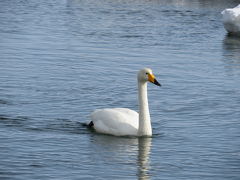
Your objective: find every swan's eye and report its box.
[146,72,148,75]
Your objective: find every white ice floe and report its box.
[221,4,240,35]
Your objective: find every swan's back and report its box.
[90,108,139,136]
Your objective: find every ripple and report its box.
[0,115,30,128]
[0,99,11,105]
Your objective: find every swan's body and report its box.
[89,68,161,137]
[222,4,240,35]
[91,108,139,136]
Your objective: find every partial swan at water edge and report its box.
[221,4,240,35]
[88,68,161,137]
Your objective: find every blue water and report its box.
[0,0,240,179]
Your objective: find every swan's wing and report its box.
[90,108,139,136]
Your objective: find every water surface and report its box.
[0,0,240,179]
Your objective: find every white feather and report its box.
[91,108,138,136]
[89,68,160,137]
[222,4,240,34]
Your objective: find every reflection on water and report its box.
[137,138,152,180]
[223,35,240,53]
[90,134,138,154]
[89,135,152,179]
[222,35,240,75]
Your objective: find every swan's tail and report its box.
[88,121,94,128]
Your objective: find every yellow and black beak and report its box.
[148,74,161,86]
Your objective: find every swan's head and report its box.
[138,68,161,86]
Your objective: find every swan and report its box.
[221,4,240,35]
[88,68,161,136]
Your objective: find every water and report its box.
[0,0,240,179]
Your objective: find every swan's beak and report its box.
[148,74,161,86]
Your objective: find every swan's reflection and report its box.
[89,135,152,179]
[223,34,240,50]
[137,137,152,180]
[222,35,240,75]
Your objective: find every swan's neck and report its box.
[138,81,152,136]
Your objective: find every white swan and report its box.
[89,68,161,136]
[221,4,240,35]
